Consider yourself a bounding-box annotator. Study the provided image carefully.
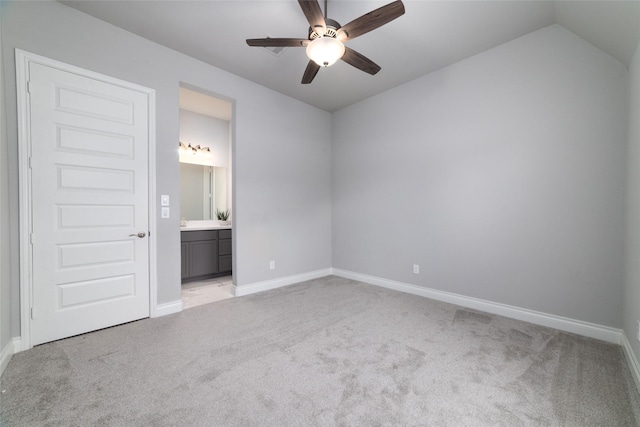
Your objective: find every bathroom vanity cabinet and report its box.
[181,228,232,282]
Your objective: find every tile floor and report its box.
[181,275,234,309]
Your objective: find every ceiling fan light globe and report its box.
[306,36,345,67]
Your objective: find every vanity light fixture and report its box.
[179,141,212,158]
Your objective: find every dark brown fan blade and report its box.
[298,0,326,33]
[246,38,310,47]
[302,60,321,84]
[337,0,405,42]
[341,47,381,75]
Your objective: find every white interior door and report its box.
[27,61,151,345]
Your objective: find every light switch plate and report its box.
[161,195,170,206]
[161,207,170,218]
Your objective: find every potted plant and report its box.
[216,209,231,226]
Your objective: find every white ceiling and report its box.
[62,0,640,112]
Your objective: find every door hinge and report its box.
[30,233,34,245]
[30,307,34,319]
[27,80,32,94]
[28,157,33,169]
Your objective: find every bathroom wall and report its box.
[179,109,231,219]
[179,109,229,169]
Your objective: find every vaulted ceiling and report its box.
[62,1,640,112]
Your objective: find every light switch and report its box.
[161,207,170,218]
[161,195,170,206]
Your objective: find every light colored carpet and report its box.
[1,276,639,426]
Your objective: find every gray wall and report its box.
[0,1,332,339]
[179,109,230,169]
[0,12,12,352]
[332,25,629,327]
[624,41,640,362]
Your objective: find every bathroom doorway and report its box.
[178,85,234,309]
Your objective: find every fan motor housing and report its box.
[309,18,341,39]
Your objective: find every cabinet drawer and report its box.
[219,255,232,273]
[181,230,218,242]
[219,229,232,239]
[219,238,232,256]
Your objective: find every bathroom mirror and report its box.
[179,163,227,220]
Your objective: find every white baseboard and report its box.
[152,299,183,318]
[233,268,332,297]
[621,333,640,393]
[0,338,18,377]
[11,337,24,353]
[332,268,623,344]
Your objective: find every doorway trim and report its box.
[15,49,158,351]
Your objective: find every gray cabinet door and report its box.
[189,240,219,278]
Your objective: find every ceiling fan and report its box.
[246,0,405,84]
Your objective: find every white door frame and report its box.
[15,49,158,351]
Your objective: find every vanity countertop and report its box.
[180,220,231,231]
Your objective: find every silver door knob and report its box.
[129,232,146,238]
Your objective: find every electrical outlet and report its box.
[269,261,275,270]
[161,207,170,218]
[413,264,419,274]
[161,195,170,206]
